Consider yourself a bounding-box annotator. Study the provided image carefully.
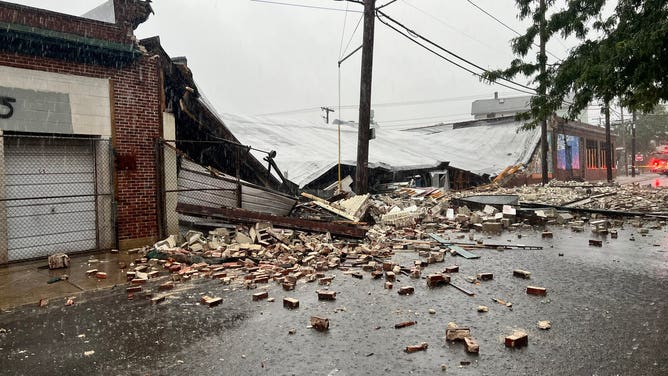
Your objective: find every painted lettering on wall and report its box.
[0,96,16,119]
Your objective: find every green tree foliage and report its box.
[555,0,668,118]
[633,105,668,152]
[486,0,668,124]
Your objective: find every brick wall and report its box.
[0,51,162,245]
[0,1,132,44]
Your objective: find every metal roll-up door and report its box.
[4,136,97,261]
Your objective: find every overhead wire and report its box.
[340,15,364,58]
[465,0,563,61]
[376,9,536,93]
[401,0,512,58]
[249,0,362,13]
[338,1,350,58]
[376,10,536,95]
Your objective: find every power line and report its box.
[377,0,400,10]
[340,14,363,59]
[338,1,350,58]
[376,10,536,95]
[465,0,562,61]
[256,93,513,116]
[377,9,536,92]
[249,0,362,13]
[401,0,512,58]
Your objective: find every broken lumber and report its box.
[177,203,366,238]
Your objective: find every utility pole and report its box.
[631,111,637,177]
[321,106,334,124]
[604,100,613,182]
[355,0,375,194]
[538,0,548,185]
[620,105,626,175]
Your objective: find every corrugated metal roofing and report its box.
[217,110,540,188]
[218,112,445,188]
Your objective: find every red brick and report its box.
[526,286,547,296]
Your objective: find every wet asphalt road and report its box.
[0,223,666,376]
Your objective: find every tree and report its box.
[483,0,606,184]
[488,0,668,183]
[634,105,668,152]
[552,0,668,118]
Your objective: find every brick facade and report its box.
[0,1,162,248]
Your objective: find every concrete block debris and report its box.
[252,291,269,301]
[505,331,528,348]
[310,316,329,331]
[398,286,415,295]
[445,322,470,341]
[48,253,70,269]
[283,297,299,309]
[537,320,552,330]
[426,273,450,287]
[316,290,336,301]
[477,272,493,281]
[200,295,223,307]
[444,265,459,273]
[464,337,479,353]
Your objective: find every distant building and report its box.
[466,93,616,185]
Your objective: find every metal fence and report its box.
[0,133,115,263]
[156,139,243,239]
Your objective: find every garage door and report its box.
[3,136,98,261]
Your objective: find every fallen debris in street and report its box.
[526,286,548,296]
[404,342,428,353]
[200,295,223,307]
[445,322,470,342]
[310,316,329,331]
[283,297,299,309]
[537,320,552,330]
[464,337,480,353]
[505,330,528,348]
[394,321,417,329]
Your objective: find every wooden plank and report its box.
[449,245,480,259]
[310,200,359,222]
[176,203,366,238]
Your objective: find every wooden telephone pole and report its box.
[355,0,375,194]
[538,0,549,185]
[321,107,334,123]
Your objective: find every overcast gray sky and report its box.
[9,0,602,127]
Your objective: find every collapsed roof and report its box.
[218,113,541,188]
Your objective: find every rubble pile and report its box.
[115,180,668,305]
[460,180,668,213]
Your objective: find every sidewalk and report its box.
[0,251,131,310]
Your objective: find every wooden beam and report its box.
[176,203,366,238]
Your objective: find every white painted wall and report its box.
[0,65,111,136]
